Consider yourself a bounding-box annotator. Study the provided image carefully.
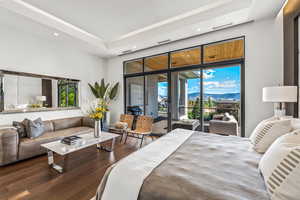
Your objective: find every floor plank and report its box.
[0,137,152,200]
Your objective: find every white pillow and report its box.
[291,118,300,130]
[250,118,292,153]
[259,130,300,200]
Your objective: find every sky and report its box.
[158,65,241,97]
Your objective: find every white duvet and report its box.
[100,129,194,200]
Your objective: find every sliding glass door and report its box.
[145,73,169,134]
[124,37,245,136]
[170,65,241,135]
[125,76,144,114]
[171,70,201,130]
[203,65,241,133]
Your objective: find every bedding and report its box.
[96,129,270,200]
[250,118,292,153]
[259,130,300,200]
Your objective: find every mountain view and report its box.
[158,66,241,102]
[188,92,240,101]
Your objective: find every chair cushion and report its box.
[18,126,93,160]
[259,130,300,200]
[250,118,292,153]
[115,122,128,129]
[52,117,82,131]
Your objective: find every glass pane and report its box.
[145,73,168,134]
[58,83,67,107]
[68,84,77,107]
[203,65,241,135]
[171,48,201,68]
[144,54,168,72]
[125,76,144,114]
[125,59,143,74]
[171,70,201,131]
[204,39,244,63]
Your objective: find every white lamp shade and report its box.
[263,86,298,103]
[36,96,46,101]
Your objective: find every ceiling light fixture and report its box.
[197,28,201,32]
[53,32,59,37]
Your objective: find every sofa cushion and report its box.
[52,117,82,131]
[43,120,54,132]
[82,117,94,128]
[0,128,19,166]
[18,126,93,160]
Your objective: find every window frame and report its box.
[123,36,245,137]
[58,80,79,107]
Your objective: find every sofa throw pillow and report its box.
[12,119,29,138]
[25,118,45,139]
[259,130,300,200]
[250,118,292,153]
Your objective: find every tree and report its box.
[190,97,201,119]
[208,97,213,108]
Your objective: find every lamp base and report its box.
[274,109,286,117]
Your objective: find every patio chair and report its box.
[109,114,134,142]
[125,115,153,148]
[209,113,239,136]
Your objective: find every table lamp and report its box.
[36,96,46,107]
[263,86,298,117]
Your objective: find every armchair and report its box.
[209,113,239,136]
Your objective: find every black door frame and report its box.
[123,37,245,137]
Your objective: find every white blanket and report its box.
[100,129,194,200]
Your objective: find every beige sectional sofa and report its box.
[0,116,94,166]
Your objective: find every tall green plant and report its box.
[88,78,119,105]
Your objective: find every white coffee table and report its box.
[41,132,119,173]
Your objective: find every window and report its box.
[58,80,78,107]
[125,76,144,114]
[124,59,143,74]
[204,39,244,63]
[171,48,201,68]
[144,54,168,72]
[123,37,245,136]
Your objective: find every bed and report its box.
[95,129,270,200]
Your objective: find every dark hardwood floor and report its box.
[0,136,152,200]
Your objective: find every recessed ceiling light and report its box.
[197,28,201,32]
[133,46,137,49]
[53,32,59,37]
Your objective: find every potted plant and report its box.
[88,79,119,128]
[88,100,108,137]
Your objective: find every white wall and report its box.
[106,16,284,137]
[0,24,107,125]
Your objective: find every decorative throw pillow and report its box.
[115,122,128,129]
[250,118,292,153]
[259,130,300,200]
[25,118,45,139]
[291,118,300,130]
[12,119,29,138]
[222,113,231,121]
